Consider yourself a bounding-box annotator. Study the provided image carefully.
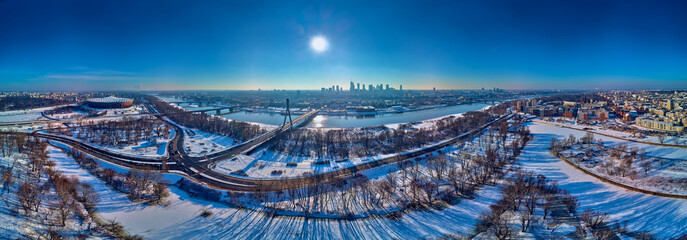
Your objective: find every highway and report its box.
[2,101,511,192]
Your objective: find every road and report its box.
[3,102,510,192]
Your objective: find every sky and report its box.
[1,0,687,91]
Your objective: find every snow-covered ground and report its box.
[537,118,687,146]
[52,125,175,159]
[0,106,52,122]
[0,147,108,239]
[557,141,687,195]
[40,136,511,239]
[517,121,687,238]
[183,128,238,157]
[533,120,687,164]
[103,136,171,158]
[213,149,398,178]
[45,112,84,120]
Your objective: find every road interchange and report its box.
[2,102,511,192]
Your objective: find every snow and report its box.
[53,126,175,159]
[0,108,48,122]
[231,149,398,179]
[38,138,512,239]
[517,121,687,238]
[212,154,255,176]
[183,129,238,157]
[538,118,687,146]
[0,146,109,239]
[532,120,687,191]
[114,183,502,239]
[534,120,687,164]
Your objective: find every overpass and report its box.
[163,108,321,189]
[182,108,320,163]
[4,97,513,192]
[170,112,511,191]
[2,110,511,192]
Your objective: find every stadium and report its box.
[85,96,134,108]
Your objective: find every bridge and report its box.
[163,108,321,189]
[3,107,511,191]
[3,96,513,191]
[168,111,510,191]
[183,108,320,163]
[192,106,242,115]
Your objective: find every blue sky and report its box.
[1,0,686,91]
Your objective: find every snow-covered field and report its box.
[534,119,687,160]
[0,147,107,239]
[52,124,175,158]
[517,121,687,238]
[39,137,510,239]
[538,118,687,146]
[183,128,238,157]
[100,136,172,158]
[0,106,52,122]
[214,149,398,178]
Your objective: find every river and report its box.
[215,103,490,128]
[156,95,493,128]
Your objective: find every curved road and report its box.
[2,102,511,192]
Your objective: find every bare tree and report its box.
[477,210,513,240]
[657,134,667,144]
[17,181,42,213]
[561,192,578,214]
[581,132,595,147]
[641,161,652,175]
[580,209,608,230]
[55,198,77,226]
[1,158,17,194]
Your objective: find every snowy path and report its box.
[518,122,687,238]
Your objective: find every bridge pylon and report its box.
[283,98,294,129]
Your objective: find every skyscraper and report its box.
[400,84,402,91]
[667,99,673,110]
[350,81,355,91]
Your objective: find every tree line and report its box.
[268,102,514,159]
[178,118,531,219]
[0,96,75,111]
[0,131,161,238]
[47,116,171,148]
[148,96,265,142]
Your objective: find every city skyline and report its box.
[2,0,687,91]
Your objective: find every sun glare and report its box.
[310,36,328,53]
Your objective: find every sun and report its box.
[310,36,328,53]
